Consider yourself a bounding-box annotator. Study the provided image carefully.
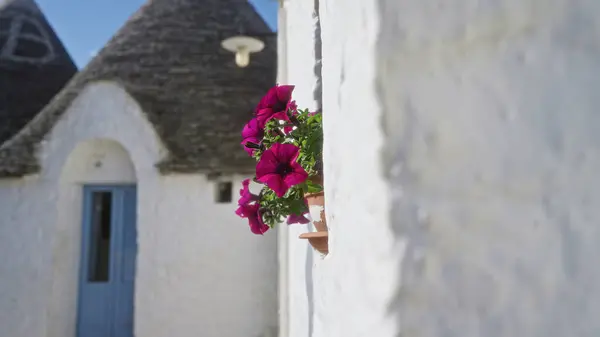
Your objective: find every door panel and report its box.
[77,185,137,337]
[113,186,137,337]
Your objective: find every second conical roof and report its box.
[0,0,77,145]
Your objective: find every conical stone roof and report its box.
[0,0,276,177]
[0,0,77,146]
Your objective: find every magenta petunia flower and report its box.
[235,203,270,235]
[256,143,308,197]
[238,179,258,206]
[255,85,295,127]
[287,213,309,225]
[241,118,264,155]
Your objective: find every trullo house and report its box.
[0,1,278,337]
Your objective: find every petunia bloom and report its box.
[256,143,308,197]
[238,179,258,206]
[255,85,295,127]
[235,203,270,235]
[241,118,264,155]
[287,213,310,225]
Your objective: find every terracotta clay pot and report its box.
[299,177,328,254]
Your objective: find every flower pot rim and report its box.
[299,232,328,239]
[304,191,324,198]
[299,232,329,254]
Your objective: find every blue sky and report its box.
[36,0,278,68]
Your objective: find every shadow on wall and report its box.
[375,1,598,335]
[374,0,424,334]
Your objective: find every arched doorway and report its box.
[52,138,138,337]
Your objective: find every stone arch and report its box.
[45,138,137,337]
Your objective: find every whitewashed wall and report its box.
[0,81,277,337]
[285,0,600,336]
[0,178,57,337]
[277,1,322,337]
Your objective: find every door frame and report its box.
[76,184,137,337]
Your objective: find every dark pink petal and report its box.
[235,205,245,217]
[236,203,256,218]
[237,202,269,235]
[287,213,309,225]
[239,192,258,205]
[283,125,294,134]
[256,149,280,179]
[239,180,249,199]
[242,178,251,188]
[290,159,307,174]
[257,87,279,111]
[273,143,300,164]
[241,119,264,156]
[284,154,309,186]
[242,119,261,139]
[256,107,273,119]
[264,86,279,102]
[258,173,288,197]
[256,87,275,108]
[269,111,290,122]
[241,137,261,155]
[248,214,270,235]
[256,85,294,116]
[287,100,298,114]
[276,85,295,102]
[256,108,275,127]
[241,135,260,144]
[284,170,308,187]
[238,179,258,205]
[290,150,301,164]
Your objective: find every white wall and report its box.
[0,178,57,337]
[0,81,277,337]
[278,1,322,337]
[286,0,600,336]
[134,174,277,337]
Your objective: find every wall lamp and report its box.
[220,32,276,68]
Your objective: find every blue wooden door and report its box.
[77,185,137,337]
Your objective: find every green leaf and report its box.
[305,179,324,194]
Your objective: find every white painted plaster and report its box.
[307,205,324,228]
[284,0,600,336]
[278,1,322,337]
[0,81,277,337]
[276,3,291,337]
[277,0,295,337]
[0,178,57,337]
